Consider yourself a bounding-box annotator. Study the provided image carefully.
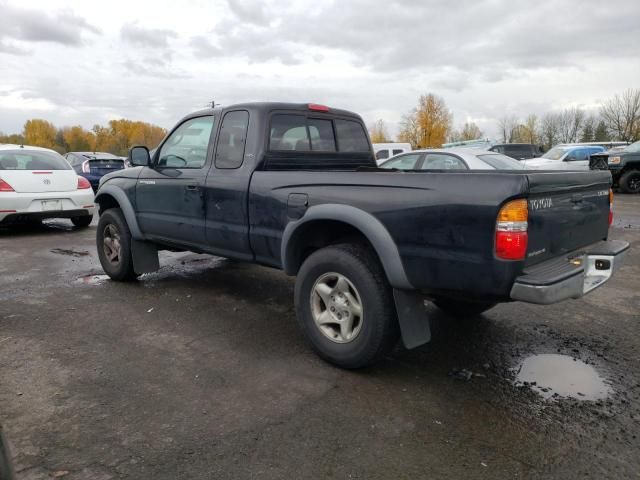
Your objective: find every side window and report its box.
[567,148,587,161]
[158,116,215,169]
[381,154,421,170]
[392,149,404,155]
[270,115,309,151]
[334,119,370,152]
[421,154,467,170]
[215,111,249,169]
[376,150,389,160]
[308,118,336,152]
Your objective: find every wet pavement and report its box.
[0,194,639,479]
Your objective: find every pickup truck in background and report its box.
[93,102,629,368]
[590,140,640,193]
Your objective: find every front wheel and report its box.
[433,298,496,318]
[619,170,640,194]
[294,243,399,369]
[96,208,138,281]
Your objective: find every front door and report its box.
[136,115,216,247]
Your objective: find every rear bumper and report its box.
[510,240,629,304]
[0,189,95,223]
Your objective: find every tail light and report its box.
[0,178,15,192]
[82,160,90,173]
[495,199,528,260]
[608,189,614,226]
[77,176,91,190]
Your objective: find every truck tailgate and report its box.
[525,171,611,266]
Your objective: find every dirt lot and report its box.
[1,194,638,479]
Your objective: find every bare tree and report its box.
[497,115,518,143]
[556,107,585,143]
[522,114,538,144]
[540,113,560,150]
[600,88,640,141]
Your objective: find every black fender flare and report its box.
[281,204,413,290]
[94,186,144,240]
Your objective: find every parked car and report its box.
[0,145,95,227]
[64,152,126,191]
[380,149,525,170]
[488,143,543,160]
[590,140,640,193]
[522,144,605,170]
[373,142,412,163]
[93,102,627,369]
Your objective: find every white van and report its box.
[373,143,412,164]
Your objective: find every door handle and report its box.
[185,184,199,191]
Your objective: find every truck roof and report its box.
[185,102,363,121]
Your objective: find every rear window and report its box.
[270,114,336,152]
[0,150,71,170]
[477,154,524,169]
[376,150,389,160]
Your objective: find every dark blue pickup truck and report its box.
[94,102,628,368]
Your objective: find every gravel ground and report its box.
[0,194,638,480]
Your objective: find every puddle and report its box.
[515,354,612,401]
[75,274,110,285]
[51,248,90,257]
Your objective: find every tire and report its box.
[294,243,399,369]
[433,298,496,318]
[96,208,138,281]
[71,215,92,228]
[619,169,640,194]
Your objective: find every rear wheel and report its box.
[294,243,399,369]
[96,208,138,281]
[433,298,496,318]
[71,215,92,228]
[619,169,640,194]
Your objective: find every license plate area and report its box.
[41,200,62,211]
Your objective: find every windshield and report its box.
[541,147,568,160]
[624,140,640,153]
[477,153,525,169]
[0,150,72,170]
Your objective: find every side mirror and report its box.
[128,146,151,167]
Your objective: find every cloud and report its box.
[121,22,178,48]
[0,3,100,49]
[189,35,222,59]
[195,0,640,77]
[122,58,190,79]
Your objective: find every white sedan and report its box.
[0,144,95,227]
[379,148,525,170]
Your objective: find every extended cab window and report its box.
[216,110,249,169]
[158,116,215,169]
[334,119,370,152]
[269,115,337,152]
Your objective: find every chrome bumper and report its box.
[510,240,629,305]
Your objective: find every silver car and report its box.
[379,148,525,170]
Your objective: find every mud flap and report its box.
[393,289,431,349]
[131,240,159,274]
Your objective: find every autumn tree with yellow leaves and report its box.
[368,119,390,143]
[1,119,167,156]
[398,94,452,148]
[23,119,57,149]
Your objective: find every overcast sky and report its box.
[1,0,639,139]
